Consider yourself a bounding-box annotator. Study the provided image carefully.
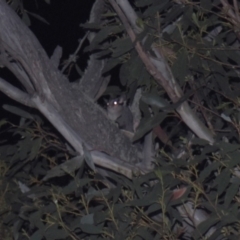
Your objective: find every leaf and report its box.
[224,183,239,208]
[193,215,219,238]
[119,63,130,86]
[18,136,31,160]
[224,50,240,64]
[29,138,42,160]
[30,230,43,240]
[42,156,84,181]
[200,0,213,10]
[145,203,161,215]
[218,141,240,153]
[191,138,210,146]
[3,105,34,119]
[208,228,223,240]
[29,211,44,230]
[94,211,108,224]
[143,0,170,17]
[79,223,104,234]
[141,93,169,109]
[136,227,155,239]
[81,214,94,224]
[22,11,31,26]
[141,91,194,112]
[0,119,7,128]
[90,25,123,50]
[133,112,167,141]
[10,0,20,11]
[44,224,69,239]
[80,22,101,30]
[75,64,83,77]
[83,145,95,171]
[112,38,133,57]
[199,162,219,182]
[214,169,231,196]
[164,5,184,26]
[102,57,121,73]
[26,11,49,25]
[85,187,109,202]
[135,0,155,7]
[227,151,240,168]
[171,49,188,85]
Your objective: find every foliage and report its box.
[1,0,240,239]
[2,107,240,239]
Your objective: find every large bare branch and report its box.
[0,77,34,107]
[0,0,140,177]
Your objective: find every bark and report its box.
[0,0,140,174]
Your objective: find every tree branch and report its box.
[108,0,214,143]
[0,0,140,176]
[0,77,34,107]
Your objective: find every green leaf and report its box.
[29,138,42,160]
[26,11,49,25]
[136,227,156,239]
[85,187,109,202]
[90,25,123,49]
[81,213,94,224]
[227,151,240,168]
[0,119,7,128]
[172,49,188,85]
[10,0,20,11]
[133,112,167,141]
[218,142,240,153]
[143,0,170,17]
[83,145,95,172]
[112,38,133,57]
[200,0,213,10]
[164,5,184,25]
[22,11,31,26]
[191,138,210,146]
[193,215,219,238]
[224,183,239,208]
[42,156,84,181]
[3,105,34,120]
[141,93,169,109]
[135,0,155,7]
[102,58,121,73]
[79,223,104,234]
[214,169,231,196]
[81,22,101,30]
[30,230,43,240]
[199,162,219,182]
[44,224,69,239]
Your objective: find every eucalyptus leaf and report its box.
[79,223,104,234]
[112,37,133,57]
[135,0,155,7]
[193,215,219,238]
[42,156,84,181]
[26,11,50,25]
[3,105,34,119]
[214,169,231,196]
[44,224,69,239]
[29,137,42,160]
[83,145,95,171]
[133,112,167,141]
[224,183,239,208]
